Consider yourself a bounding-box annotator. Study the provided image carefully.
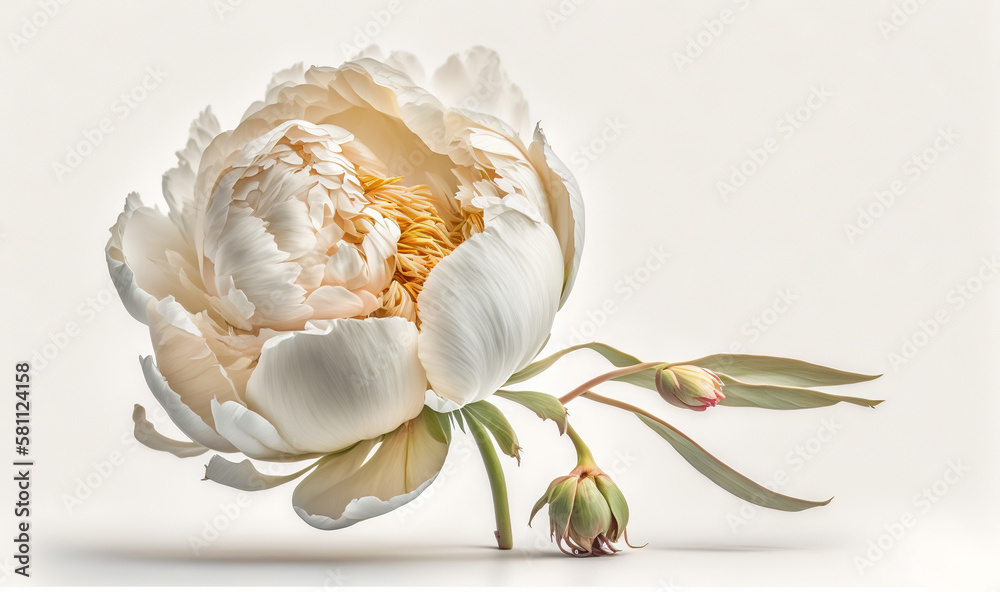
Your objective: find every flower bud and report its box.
[529,465,630,556]
[655,365,724,411]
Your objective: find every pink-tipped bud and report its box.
[655,365,725,411]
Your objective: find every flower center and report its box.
[359,173,484,303]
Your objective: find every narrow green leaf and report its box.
[493,389,568,434]
[717,373,884,410]
[462,401,522,463]
[450,409,466,433]
[634,413,830,512]
[682,353,881,388]
[505,342,641,385]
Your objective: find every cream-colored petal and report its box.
[107,193,206,324]
[210,399,310,461]
[107,194,153,324]
[140,355,237,453]
[417,206,563,406]
[147,297,242,429]
[292,409,448,530]
[163,108,220,240]
[132,404,208,458]
[243,317,425,454]
[356,46,427,86]
[204,455,318,491]
[304,285,371,319]
[431,46,531,139]
[529,125,586,308]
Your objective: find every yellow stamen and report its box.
[358,174,483,304]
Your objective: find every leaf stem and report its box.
[578,390,670,424]
[557,361,663,405]
[467,415,514,550]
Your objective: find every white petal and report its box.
[132,404,208,458]
[107,194,153,324]
[107,193,206,324]
[147,297,242,429]
[417,207,563,406]
[424,390,462,414]
[244,317,425,454]
[431,46,531,139]
[163,108,220,239]
[304,285,370,318]
[356,46,427,86]
[204,455,317,491]
[140,355,237,453]
[529,125,586,308]
[292,409,448,530]
[204,199,311,330]
[210,399,309,461]
[325,242,368,290]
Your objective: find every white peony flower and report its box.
[108,47,584,529]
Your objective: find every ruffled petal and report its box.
[529,125,586,307]
[107,192,210,324]
[417,206,563,406]
[132,404,208,458]
[292,408,448,530]
[211,399,309,461]
[204,455,318,491]
[147,297,242,427]
[106,193,155,324]
[431,46,531,139]
[140,355,237,453]
[163,108,220,240]
[243,317,425,454]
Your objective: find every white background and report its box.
[1,0,998,589]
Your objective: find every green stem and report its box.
[565,423,596,466]
[467,416,513,550]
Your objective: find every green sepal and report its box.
[529,475,569,526]
[493,389,568,434]
[594,474,629,541]
[462,400,522,463]
[423,407,453,445]
[450,409,466,433]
